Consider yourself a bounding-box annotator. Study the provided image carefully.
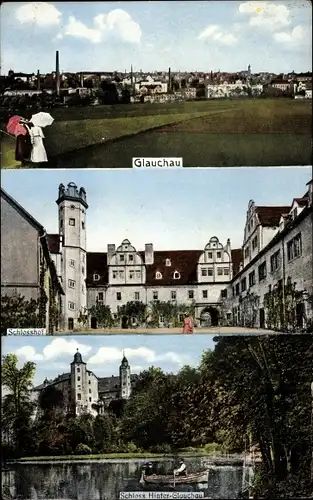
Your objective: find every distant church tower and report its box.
[119,353,131,399]
[70,349,87,415]
[56,182,88,330]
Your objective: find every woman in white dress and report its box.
[25,123,48,163]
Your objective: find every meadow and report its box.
[1,98,311,168]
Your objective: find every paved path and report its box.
[56,327,279,335]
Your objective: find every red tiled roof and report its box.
[47,234,61,254]
[86,248,242,286]
[256,206,290,227]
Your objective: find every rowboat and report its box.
[140,470,209,485]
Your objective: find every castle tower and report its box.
[70,349,87,415]
[56,182,88,330]
[119,352,131,399]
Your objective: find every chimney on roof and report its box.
[145,243,154,265]
[107,244,116,263]
[225,238,231,256]
[80,72,84,87]
[55,50,60,96]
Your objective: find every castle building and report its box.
[1,179,312,332]
[31,351,132,417]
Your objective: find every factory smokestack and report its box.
[55,50,60,96]
[168,67,171,93]
[37,69,40,91]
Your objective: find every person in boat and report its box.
[174,459,187,476]
[143,461,156,476]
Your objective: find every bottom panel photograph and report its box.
[1,334,313,500]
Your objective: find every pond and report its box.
[2,457,247,500]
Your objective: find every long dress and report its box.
[183,317,193,334]
[28,125,48,163]
[15,129,32,162]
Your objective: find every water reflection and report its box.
[2,458,244,500]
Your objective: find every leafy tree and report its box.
[117,301,146,327]
[1,294,41,333]
[87,304,114,328]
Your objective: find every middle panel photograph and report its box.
[1,166,312,335]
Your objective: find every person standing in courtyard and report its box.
[182,313,194,334]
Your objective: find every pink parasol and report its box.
[6,115,27,136]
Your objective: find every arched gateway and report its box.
[200,307,219,327]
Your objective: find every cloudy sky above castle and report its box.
[2,334,218,386]
[1,167,311,251]
[1,1,311,74]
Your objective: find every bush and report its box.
[126,442,139,453]
[75,443,92,455]
[149,443,172,454]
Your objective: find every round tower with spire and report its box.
[70,349,87,415]
[119,352,131,399]
[56,182,88,331]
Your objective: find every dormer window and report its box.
[93,273,100,281]
[165,258,171,267]
[172,271,181,279]
[155,271,163,280]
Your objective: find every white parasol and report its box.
[30,112,54,128]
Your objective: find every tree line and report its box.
[2,335,312,497]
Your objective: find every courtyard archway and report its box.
[200,307,220,327]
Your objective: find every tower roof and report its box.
[121,351,129,365]
[56,182,88,209]
[71,349,86,365]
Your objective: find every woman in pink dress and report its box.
[182,313,193,334]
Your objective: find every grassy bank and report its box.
[11,444,226,462]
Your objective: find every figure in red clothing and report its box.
[182,313,194,334]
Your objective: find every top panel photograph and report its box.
[0,1,312,169]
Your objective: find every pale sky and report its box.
[1,167,311,251]
[1,1,312,74]
[2,334,217,387]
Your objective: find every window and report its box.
[287,233,302,261]
[252,236,258,251]
[116,292,122,301]
[82,254,85,263]
[207,268,213,276]
[77,377,80,381]
[188,290,194,299]
[270,250,280,272]
[202,290,208,299]
[88,380,91,384]
[153,291,158,300]
[93,274,100,281]
[136,270,141,279]
[77,393,81,400]
[89,397,92,402]
[68,279,75,288]
[129,271,134,279]
[135,292,140,301]
[201,268,207,277]
[221,289,227,299]
[82,221,85,230]
[173,271,181,279]
[70,259,75,267]
[60,219,63,228]
[235,283,240,296]
[70,205,75,210]
[249,271,255,287]
[224,268,229,275]
[129,254,134,262]
[89,389,91,394]
[120,254,125,262]
[119,271,124,279]
[77,368,80,372]
[82,266,85,275]
[98,292,104,301]
[69,218,75,226]
[208,252,213,259]
[244,246,250,259]
[171,291,177,300]
[155,271,163,279]
[113,270,118,279]
[241,278,247,292]
[165,259,171,266]
[217,268,223,276]
[258,262,267,282]
[216,251,221,259]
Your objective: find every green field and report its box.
[1,99,311,168]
